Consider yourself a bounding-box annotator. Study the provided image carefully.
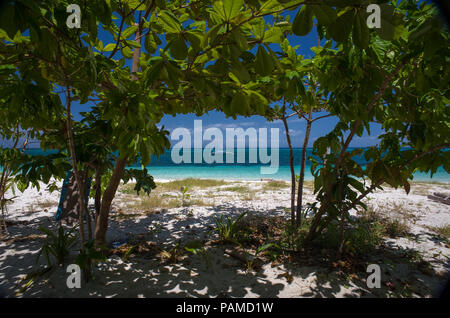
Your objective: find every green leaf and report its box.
[169,36,188,60]
[231,29,249,51]
[126,40,141,48]
[329,9,354,42]
[353,10,369,49]
[255,46,274,76]
[375,4,396,41]
[370,37,390,62]
[144,34,157,53]
[313,5,337,26]
[231,91,248,114]
[223,0,243,21]
[263,27,283,44]
[292,5,313,36]
[121,46,133,58]
[159,10,181,32]
[122,25,138,39]
[103,43,116,52]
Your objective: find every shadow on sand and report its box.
[1,205,449,298]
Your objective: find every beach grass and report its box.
[224,185,249,193]
[35,199,58,210]
[262,180,289,191]
[157,178,229,191]
[120,178,229,195]
[359,206,410,238]
[126,195,212,213]
[434,225,450,239]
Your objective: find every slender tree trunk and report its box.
[94,23,141,247]
[94,166,101,221]
[94,157,127,246]
[82,169,92,241]
[0,131,29,238]
[305,64,406,242]
[296,109,312,226]
[0,166,10,238]
[338,173,345,255]
[64,87,87,249]
[281,108,296,225]
[64,85,93,281]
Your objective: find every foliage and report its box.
[74,240,108,270]
[36,225,78,266]
[184,240,211,268]
[180,186,191,206]
[122,168,156,196]
[304,1,450,241]
[214,211,248,244]
[246,242,276,270]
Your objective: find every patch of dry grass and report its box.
[36,199,57,210]
[359,206,410,238]
[224,185,249,193]
[433,225,450,239]
[241,192,257,201]
[122,193,212,213]
[262,180,289,191]
[157,178,229,191]
[120,178,229,196]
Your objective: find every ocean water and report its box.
[17,148,449,182]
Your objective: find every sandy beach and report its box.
[0,178,449,298]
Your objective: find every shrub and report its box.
[36,225,77,266]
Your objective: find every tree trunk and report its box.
[65,87,86,249]
[281,112,296,225]
[94,157,127,246]
[338,174,345,255]
[296,109,312,226]
[94,22,141,247]
[82,169,92,241]
[94,166,101,221]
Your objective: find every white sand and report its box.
[0,179,449,298]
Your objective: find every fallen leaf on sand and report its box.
[280,272,294,283]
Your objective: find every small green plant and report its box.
[279,221,310,251]
[214,211,248,244]
[184,240,211,268]
[180,186,191,206]
[74,239,108,270]
[36,225,78,266]
[247,243,276,271]
[0,176,16,238]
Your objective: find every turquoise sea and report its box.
[17,148,450,182]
